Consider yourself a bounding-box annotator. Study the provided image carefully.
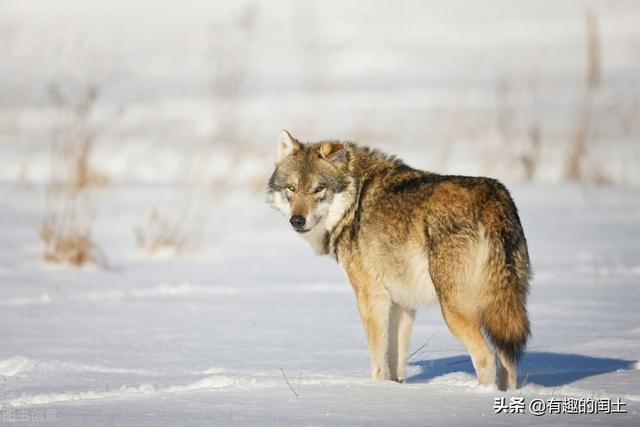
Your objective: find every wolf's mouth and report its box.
[295,228,311,234]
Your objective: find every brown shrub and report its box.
[40,190,107,267]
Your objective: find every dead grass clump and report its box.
[135,207,202,256]
[40,191,107,267]
[133,5,259,258]
[134,146,219,256]
[39,74,119,267]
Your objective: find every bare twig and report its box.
[408,328,441,361]
[280,368,299,397]
[520,373,530,389]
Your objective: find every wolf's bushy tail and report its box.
[480,187,531,363]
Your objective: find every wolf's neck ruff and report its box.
[299,177,358,256]
[325,177,358,252]
[326,177,361,260]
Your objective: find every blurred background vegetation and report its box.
[1,0,638,264]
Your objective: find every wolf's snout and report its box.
[289,215,306,229]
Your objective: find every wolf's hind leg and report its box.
[388,303,415,383]
[441,306,496,386]
[355,288,392,381]
[496,349,517,390]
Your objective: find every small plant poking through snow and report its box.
[135,208,202,256]
[39,77,115,268]
[40,189,107,267]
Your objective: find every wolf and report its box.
[266,130,531,390]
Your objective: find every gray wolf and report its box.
[266,130,531,390]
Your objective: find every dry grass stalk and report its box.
[134,5,259,257]
[522,119,542,181]
[134,147,233,256]
[210,3,257,146]
[48,81,109,192]
[495,78,517,177]
[39,78,112,267]
[40,188,107,267]
[521,78,543,181]
[135,207,202,256]
[565,13,602,182]
[585,14,601,91]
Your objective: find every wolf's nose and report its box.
[289,215,306,229]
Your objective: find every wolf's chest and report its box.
[299,218,329,255]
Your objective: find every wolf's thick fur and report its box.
[267,130,531,390]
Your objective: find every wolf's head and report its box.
[266,130,356,250]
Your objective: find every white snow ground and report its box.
[0,183,639,426]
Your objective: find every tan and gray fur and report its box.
[266,130,531,390]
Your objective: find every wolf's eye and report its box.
[286,185,296,192]
[315,185,326,193]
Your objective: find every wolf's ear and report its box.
[319,142,348,167]
[277,130,301,160]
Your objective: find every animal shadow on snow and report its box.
[407,352,637,387]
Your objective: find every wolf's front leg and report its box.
[355,288,392,381]
[388,303,416,383]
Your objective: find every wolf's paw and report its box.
[372,367,391,381]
